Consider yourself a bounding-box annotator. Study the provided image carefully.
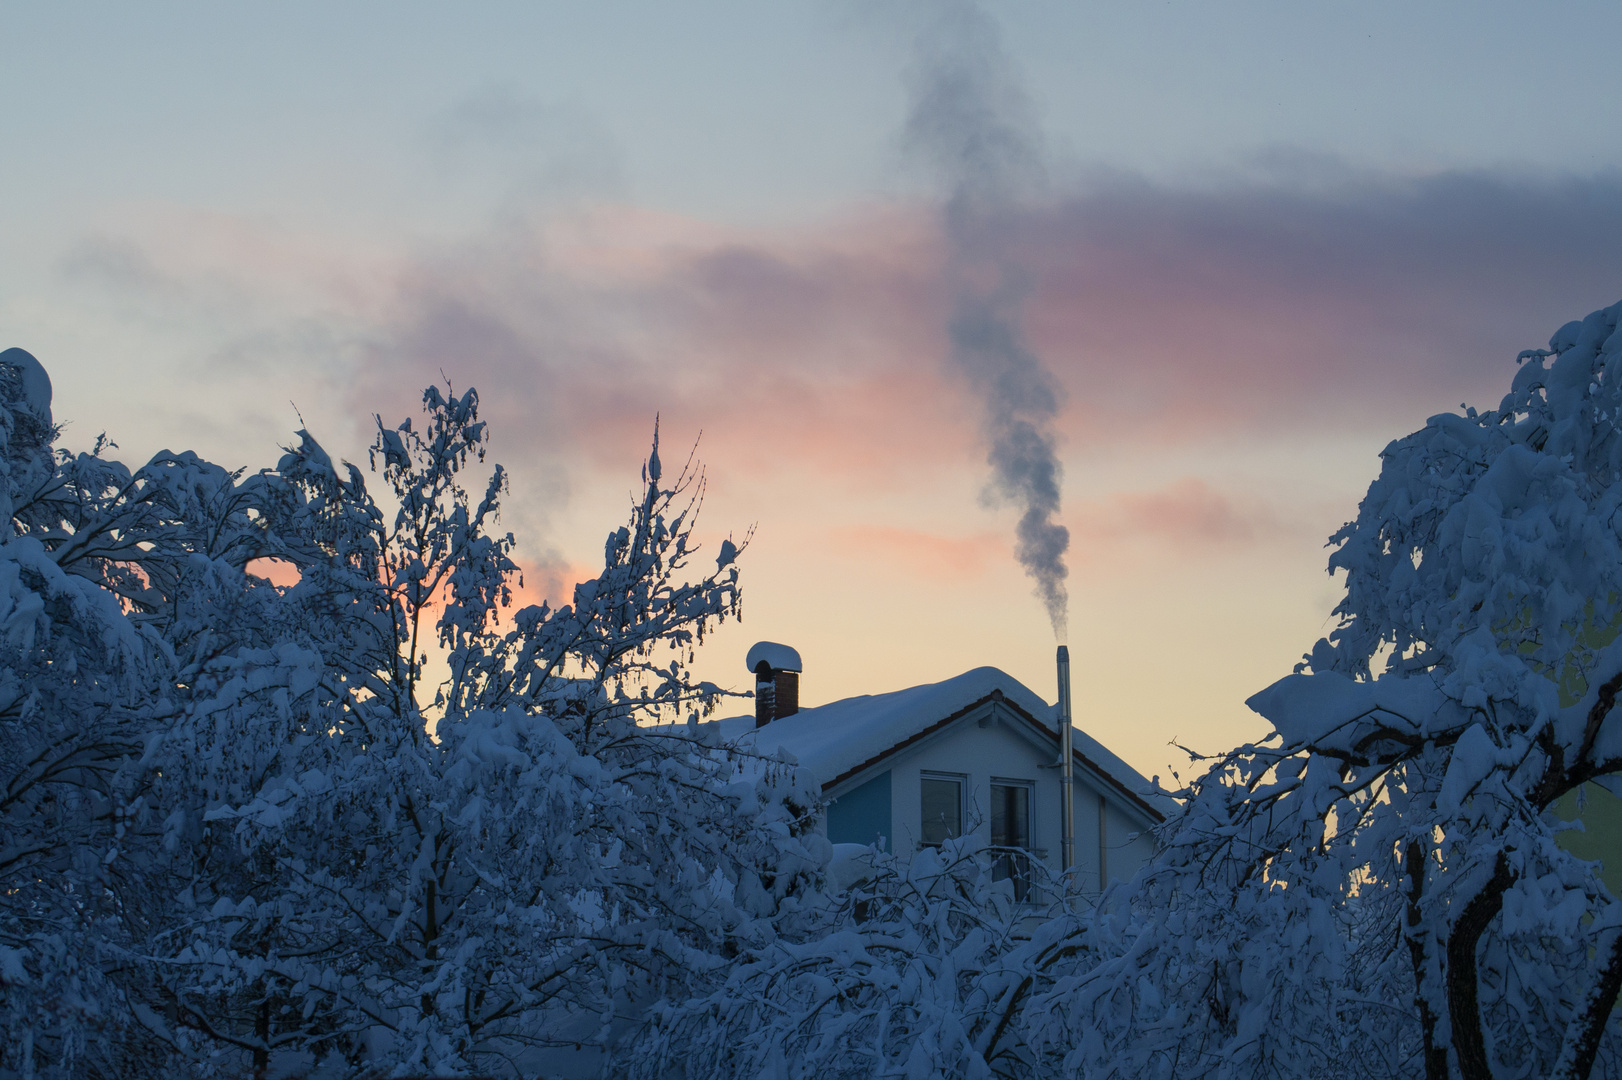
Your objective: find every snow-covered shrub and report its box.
[625,833,1048,1080]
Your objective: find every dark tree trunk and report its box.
[1404,839,1449,1080]
[254,998,270,1080]
[1445,851,1515,1080]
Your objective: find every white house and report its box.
[719,642,1169,897]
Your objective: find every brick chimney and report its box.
[746,641,802,727]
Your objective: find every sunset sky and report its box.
[6,1,1622,782]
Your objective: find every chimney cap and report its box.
[746,641,802,674]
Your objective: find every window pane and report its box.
[920,777,961,845]
[991,784,1032,902]
[991,783,1029,849]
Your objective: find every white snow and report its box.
[0,347,52,426]
[744,640,802,672]
[1245,669,1462,748]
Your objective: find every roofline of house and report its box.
[821,688,1167,823]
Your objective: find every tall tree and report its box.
[136,387,825,1077]
[0,349,823,1078]
[1019,302,1622,1079]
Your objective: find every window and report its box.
[990,781,1030,849]
[920,774,963,846]
[991,781,1032,902]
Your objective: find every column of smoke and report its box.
[905,1,1071,640]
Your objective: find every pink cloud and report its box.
[58,166,1622,509]
[506,554,599,613]
[1074,478,1272,551]
[349,203,974,490]
[349,167,1622,496]
[825,524,1006,580]
[822,478,1290,583]
[1017,171,1622,438]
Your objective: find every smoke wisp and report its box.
[905,0,1071,639]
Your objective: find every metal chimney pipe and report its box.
[1056,645,1075,878]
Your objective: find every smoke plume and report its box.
[904,1,1071,639]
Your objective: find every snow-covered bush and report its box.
[625,833,1048,1080]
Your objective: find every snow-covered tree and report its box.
[0,347,826,1078]
[38,298,1622,1080]
[0,347,148,1075]
[0,345,310,1077]
[1013,302,1622,1080]
[126,387,829,1077]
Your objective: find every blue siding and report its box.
[827,770,891,848]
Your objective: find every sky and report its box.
[6,1,1622,783]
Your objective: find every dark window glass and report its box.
[991,782,1032,902]
[920,776,962,846]
[990,783,1030,848]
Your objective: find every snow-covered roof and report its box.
[718,666,1170,820]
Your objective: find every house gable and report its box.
[823,690,1165,828]
[819,694,1163,890]
[720,665,1170,892]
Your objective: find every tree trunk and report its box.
[1445,851,1514,1080]
[253,998,270,1080]
[1404,839,1449,1080]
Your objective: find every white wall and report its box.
[862,708,1158,896]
